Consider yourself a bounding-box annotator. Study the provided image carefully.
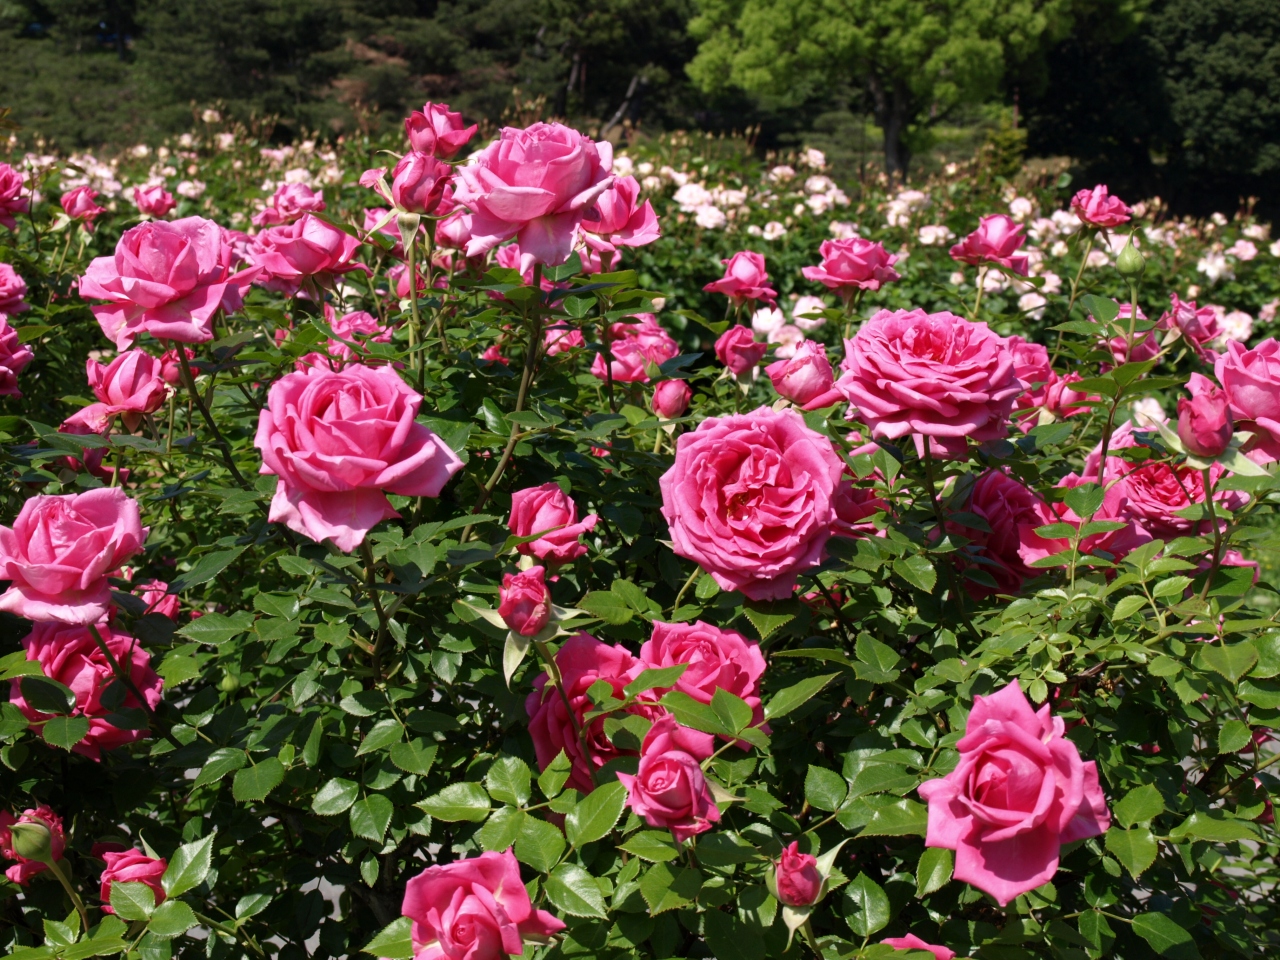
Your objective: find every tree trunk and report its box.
[867,73,912,183]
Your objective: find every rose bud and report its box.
[1178,373,1233,458]
[765,339,833,405]
[652,380,691,419]
[389,151,451,215]
[498,566,551,637]
[774,841,822,906]
[715,325,767,375]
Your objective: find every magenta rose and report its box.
[252,182,326,226]
[832,477,890,538]
[639,619,766,725]
[766,339,833,405]
[80,217,259,349]
[99,850,168,913]
[61,185,106,224]
[1216,337,1280,461]
[390,151,452,215]
[0,488,148,624]
[1018,473,1151,567]
[254,365,464,552]
[949,214,1029,275]
[249,213,364,296]
[660,406,844,600]
[652,379,691,419]
[452,121,613,268]
[592,314,679,383]
[946,470,1041,596]
[499,566,551,637]
[581,175,660,261]
[0,263,30,318]
[1042,372,1096,421]
[703,251,776,306]
[774,842,822,906]
[0,163,29,231]
[1178,372,1232,457]
[77,350,169,432]
[714,325,767,375]
[401,849,564,960]
[917,681,1111,906]
[617,714,721,843]
[508,483,598,563]
[832,309,1024,458]
[0,316,34,397]
[133,578,180,620]
[881,934,956,960]
[323,306,394,366]
[1070,184,1132,228]
[404,101,477,158]
[0,806,66,886]
[801,238,900,294]
[10,622,163,761]
[133,184,176,219]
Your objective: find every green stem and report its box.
[358,541,392,679]
[971,266,988,321]
[47,859,90,932]
[533,638,583,740]
[405,229,421,369]
[178,348,249,489]
[671,567,700,613]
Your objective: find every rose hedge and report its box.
[0,113,1277,960]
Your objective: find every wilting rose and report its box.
[774,842,822,906]
[249,214,364,296]
[801,238,900,294]
[949,215,1029,275]
[0,316,34,397]
[581,175,660,261]
[618,714,721,843]
[10,622,163,761]
[507,483,597,563]
[404,101,477,158]
[0,263,30,318]
[99,849,168,914]
[0,488,148,624]
[703,251,776,306]
[639,620,766,726]
[0,163,29,231]
[77,350,169,432]
[766,339,833,405]
[133,184,177,219]
[652,379,692,419]
[255,365,464,552]
[0,806,66,885]
[499,566,551,637]
[660,406,844,600]
[1178,373,1233,457]
[1070,184,1132,228]
[390,151,451,215]
[917,681,1110,905]
[881,934,956,960]
[946,470,1041,596]
[714,325,767,375]
[252,182,325,226]
[1216,338,1280,461]
[61,186,106,224]
[591,314,678,383]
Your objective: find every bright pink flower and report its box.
[390,152,451,215]
[159,347,195,387]
[591,314,678,383]
[401,849,564,960]
[480,344,508,365]
[0,263,30,318]
[133,184,176,219]
[54,416,118,483]
[618,714,721,843]
[882,934,956,960]
[715,325,767,375]
[1017,473,1150,567]
[134,579,180,620]
[452,122,613,268]
[652,379,691,419]
[946,470,1041,596]
[1162,294,1223,350]
[1005,335,1054,413]
[1178,373,1232,457]
[917,681,1110,906]
[249,214,364,297]
[324,305,393,366]
[660,407,844,600]
[544,323,585,356]
[0,488,148,624]
[949,215,1029,275]
[61,185,106,224]
[99,850,167,914]
[766,339,833,405]
[499,566,551,637]
[831,478,890,538]
[507,483,597,563]
[1089,302,1157,365]
[252,182,325,226]
[254,365,464,552]
[703,251,776,306]
[80,217,259,349]
[801,238,900,294]
[1042,372,1096,420]
[639,620,766,726]
[1070,184,1132,228]
[774,842,822,906]
[0,163,29,231]
[581,175,660,260]
[1215,338,1280,461]
[0,806,65,885]
[9,622,163,761]
[0,316,34,397]
[77,350,169,432]
[404,102,477,159]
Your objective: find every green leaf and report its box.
[618,830,680,862]
[390,740,437,776]
[1112,595,1148,619]
[192,748,246,788]
[843,872,891,937]
[1080,294,1120,324]
[485,756,532,807]
[578,590,634,625]
[710,688,754,735]
[362,916,413,959]
[110,881,156,921]
[915,847,952,897]
[515,815,566,872]
[893,555,937,593]
[742,599,797,640]
[171,547,246,591]
[859,799,928,837]
[234,893,272,920]
[623,664,689,698]
[703,909,766,960]
[231,758,285,802]
[1174,811,1258,842]
[350,795,394,842]
[161,833,215,897]
[312,778,360,816]
[41,715,89,751]
[546,863,607,918]
[640,862,703,914]
[1218,719,1252,755]
[659,690,733,736]
[475,807,526,852]
[1132,912,1202,959]
[1153,576,1193,599]
[146,900,197,940]
[1113,784,1164,828]
[764,673,838,721]
[19,676,75,715]
[1197,642,1259,684]
[419,782,491,822]
[537,750,572,799]
[1105,826,1158,878]
[1064,483,1105,519]
[565,780,627,847]
[176,611,254,645]
[356,718,403,756]
[1251,632,1280,678]
[805,765,848,812]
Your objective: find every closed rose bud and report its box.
[390,152,451,215]
[499,566,551,637]
[8,820,54,863]
[1116,238,1145,280]
[1178,374,1233,458]
[652,380,691,419]
[715,325,767,375]
[774,841,823,906]
[765,339,833,405]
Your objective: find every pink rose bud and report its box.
[61,185,106,224]
[949,214,1029,276]
[498,566,552,637]
[715,325,767,375]
[133,184,176,219]
[765,339,834,405]
[390,151,451,215]
[0,806,66,885]
[652,379,692,419]
[0,263,31,317]
[160,347,196,387]
[1178,373,1233,457]
[0,163,30,232]
[81,349,170,432]
[1070,184,1132,228]
[881,934,956,960]
[99,850,168,914]
[703,250,777,306]
[508,482,598,562]
[404,101,478,158]
[0,316,34,398]
[252,182,325,227]
[581,175,661,259]
[617,714,721,843]
[775,841,822,906]
[801,238,900,294]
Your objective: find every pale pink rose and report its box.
[703,251,777,306]
[0,263,30,317]
[0,163,29,231]
[1069,184,1132,228]
[660,407,844,600]
[881,934,955,960]
[401,849,564,960]
[831,309,1023,458]
[801,238,900,294]
[0,316,34,397]
[774,842,822,906]
[591,314,678,383]
[1161,293,1222,353]
[498,566,551,637]
[652,379,691,419]
[1178,372,1232,457]
[639,620,766,726]
[581,175,660,261]
[617,714,721,843]
[507,482,597,563]
[452,122,613,269]
[1215,337,1280,461]
[917,681,1110,906]
[389,151,451,215]
[252,182,325,226]
[766,339,833,405]
[99,850,167,914]
[9,622,163,761]
[0,806,65,885]
[254,365,463,552]
[133,579,180,620]
[946,470,1041,596]
[77,350,169,432]
[132,185,176,218]
[80,217,260,349]
[714,325,767,375]
[543,322,585,356]
[1017,473,1150,567]
[949,215,1029,275]
[404,101,477,158]
[61,185,106,224]
[0,488,148,624]
[249,213,364,296]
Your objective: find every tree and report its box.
[686,0,1078,180]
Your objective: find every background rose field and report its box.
[0,99,1279,960]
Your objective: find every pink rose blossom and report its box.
[254,365,464,552]
[581,175,661,262]
[774,842,822,906]
[390,151,451,215]
[0,488,148,624]
[639,619,766,726]
[134,579,180,620]
[252,182,325,226]
[507,483,597,563]
[250,214,364,297]
[1162,293,1223,352]
[1215,337,1280,461]
[1070,184,1132,228]
[881,934,956,960]
[55,417,119,483]
[591,314,678,383]
[159,347,195,387]
[831,478,890,538]
[1178,373,1232,457]
[949,215,1029,275]
[99,850,167,914]
[404,101,477,158]
[133,184,177,219]
[1042,372,1096,421]
[0,263,30,318]
[617,714,721,843]
[660,406,844,600]
[1017,473,1150,567]
[766,339,833,405]
[61,185,106,225]
[0,806,65,885]
[946,470,1041,596]
[801,238,900,294]
[703,251,777,306]
[917,681,1110,905]
[0,316,34,397]
[0,163,29,231]
[543,322,584,356]
[324,305,393,366]
[76,350,169,432]
[652,379,691,419]
[499,566,551,637]
[714,325,767,375]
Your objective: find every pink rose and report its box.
[77,350,169,432]
[832,309,1023,458]
[324,305,393,366]
[1178,373,1232,457]
[1089,302,1157,364]
[0,316,34,397]
[946,470,1040,596]
[801,238,900,294]
[390,152,451,215]
[9,622,163,760]
[581,175,661,261]
[1162,293,1223,352]
[133,579,180,620]
[766,339,833,405]
[1115,459,1240,540]
[543,322,584,356]
[499,566,551,637]
[703,251,777,306]
[252,182,325,226]
[404,101,477,158]
[1018,473,1151,567]
[949,215,1029,275]
[0,263,30,318]
[452,122,613,268]
[401,849,564,960]
[80,217,259,349]
[1005,335,1053,411]
[617,714,721,843]
[591,314,678,383]
[0,806,66,885]
[639,619,766,726]
[0,163,29,231]
[507,483,598,563]
[55,416,118,483]
[249,214,364,296]
[133,184,176,219]
[652,379,691,419]
[774,842,822,906]
[882,934,956,960]
[99,849,167,914]
[160,347,195,387]
[714,325,767,375]
[61,185,106,224]
[917,681,1110,906]
[1216,338,1280,461]
[660,406,844,600]
[831,477,890,538]
[1042,372,1096,420]
[1070,184,1132,228]
[254,365,464,552]
[0,488,148,624]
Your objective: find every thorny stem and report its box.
[178,348,249,489]
[533,638,582,740]
[359,541,392,678]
